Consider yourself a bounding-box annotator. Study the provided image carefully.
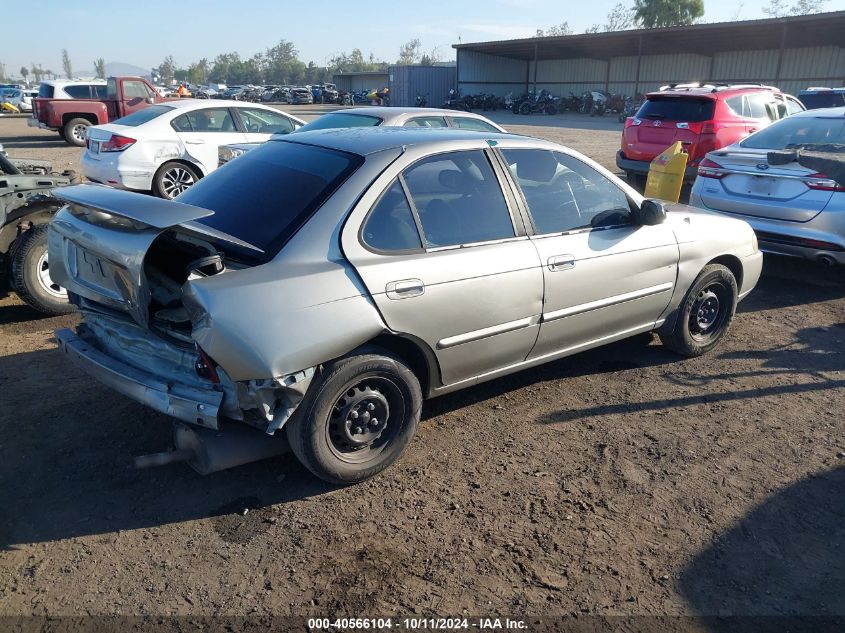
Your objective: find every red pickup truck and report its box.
[30,77,172,147]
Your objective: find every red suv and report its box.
[617,84,806,185]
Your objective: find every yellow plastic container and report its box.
[644,141,688,203]
[0,102,20,113]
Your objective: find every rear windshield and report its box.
[298,113,382,132]
[740,115,845,150]
[636,97,715,122]
[177,141,363,261]
[113,105,173,127]
[799,92,845,110]
[38,84,55,98]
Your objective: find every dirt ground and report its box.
[1,108,844,624]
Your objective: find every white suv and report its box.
[34,80,107,100]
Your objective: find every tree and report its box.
[535,22,573,37]
[20,66,28,82]
[787,0,828,15]
[397,38,421,65]
[94,58,106,80]
[762,0,789,16]
[634,0,704,27]
[30,64,43,83]
[156,55,176,83]
[605,3,637,30]
[61,49,73,79]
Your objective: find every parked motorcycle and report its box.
[518,90,558,115]
[416,93,428,107]
[443,88,470,112]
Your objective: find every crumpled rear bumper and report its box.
[55,327,222,428]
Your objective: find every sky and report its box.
[2,0,840,79]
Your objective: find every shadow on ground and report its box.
[0,133,68,150]
[679,466,845,618]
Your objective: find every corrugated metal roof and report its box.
[452,11,845,61]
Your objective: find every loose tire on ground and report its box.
[10,225,73,315]
[63,118,91,147]
[661,263,737,357]
[153,161,201,199]
[286,351,422,485]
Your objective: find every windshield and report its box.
[740,115,845,149]
[113,105,173,127]
[177,141,363,261]
[636,97,715,122]
[799,92,845,110]
[298,113,382,132]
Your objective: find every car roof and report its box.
[647,86,781,99]
[332,106,493,120]
[41,79,107,86]
[161,98,282,110]
[270,126,520,156]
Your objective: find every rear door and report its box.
[342,147,545,387]
[171,107,247,174]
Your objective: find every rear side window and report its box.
[64,85,94,99]
[636,97,715,122]
[38,84,54,98]
[404,116,448,128]
[113,105,172,127]
[178,141,363,261]
[362,179,422,251]
[298,113,382,132]
[451,117,500,132]
[402,150,514,248]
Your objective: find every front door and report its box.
[499,148,678,360]
[171,107,247,174]
[344,149,545,387]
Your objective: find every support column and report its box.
[533,42,539,95]
[634,35,643,95]
[774,23,788,85]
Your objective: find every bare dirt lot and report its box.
[1,108,844,624]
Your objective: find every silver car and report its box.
[690,107,845,266]
[49,129,762,484]
[217,107,506,165]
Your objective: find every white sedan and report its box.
[82,100,305,199]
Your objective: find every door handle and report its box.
[185,139,206,145]
[748,128,758,133]
[385,279,424,300]
[548,255,575,271]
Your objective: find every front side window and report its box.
[361,179,422,251]
[786,96,805,116]
[746,93,774,120]
[402,150,514,248]
[502,149,631,234]
[404,116,448,128]
[238,108,294,134]
[123,80,153,100]
[451,117,500,132]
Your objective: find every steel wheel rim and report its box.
[326,375,406,464]
[72,124,87,143]
[161,167,195,198]
[689,282,729,342]
[36,250,67,299]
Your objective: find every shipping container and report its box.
[388,65,457,108]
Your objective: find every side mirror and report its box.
[145,97,154,104]
[635,199,667,226]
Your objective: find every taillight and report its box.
[802,172,845,192]
[194,345,220,384]
[625,117,642,128]
[701,122,716,134]
[101,134,136,152]
[698,158,727,179]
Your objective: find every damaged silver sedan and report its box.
[49,128,762,483]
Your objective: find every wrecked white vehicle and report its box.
[50,128,762,483]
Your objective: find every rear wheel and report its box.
[286,351,422,484]
[661,264,737,357]
[519,102,531,115]
[153,161,200,199]
[10,225,72,315]
[63,118,90,147]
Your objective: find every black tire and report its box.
[661,264,737,357]
[286,351,422,484]
[152,161,200,199]
[626,172,647,190]
[10,225,73,315]
[519,102,531,115]
[63,118,90,147]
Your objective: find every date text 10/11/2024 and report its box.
[307,618,529,631]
